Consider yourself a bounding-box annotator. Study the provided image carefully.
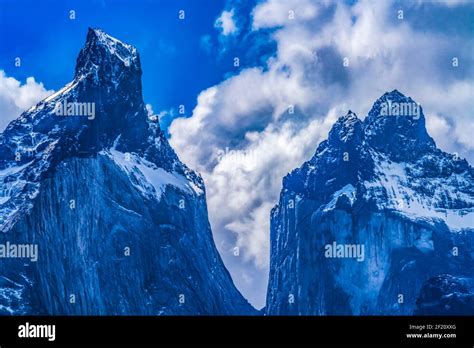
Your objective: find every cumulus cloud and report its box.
[252,0,321,29]
[0,70,54,131]
[215,9,238,35]
[170,0,474,308]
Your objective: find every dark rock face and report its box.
[266,90,474,315]
[0,28,255,315]
[415,275,474,315]
[364,90,435,162]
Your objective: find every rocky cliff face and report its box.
[0,28,255,315]
[266,90,474,315]
[415,275,474,315]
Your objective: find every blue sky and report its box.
[0,0,274,130]
[1,0,473,309]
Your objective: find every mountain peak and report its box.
[366,89,421,122]
[342,109,358,121]
[87,28,136,57]
[328,110,362,144]
[381,89,405,100]
[268,89,473,316]
[74,28,141,82]
[364,90,435,160]
[0,29,151,168]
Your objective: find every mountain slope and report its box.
[266,90,474,315]
[414,275,474,315]
[0,28,255,315]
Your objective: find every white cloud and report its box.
[0,70,54,131]
[170,0,474,308]
[201,112,338,268]
[215,9,238,35]
[252,0,321,29]
[417,0,472,7]
[417,81,474,151]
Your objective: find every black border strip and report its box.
[0,316,472,346]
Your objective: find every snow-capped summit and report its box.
[328,110,363,145]
[75,28,141,82]
[0,28,172,231]
[0,29,255,315]
[364,90,435,161]
[267,90,474,315]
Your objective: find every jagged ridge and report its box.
[266,90,474,315]
[0,28,255,315]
